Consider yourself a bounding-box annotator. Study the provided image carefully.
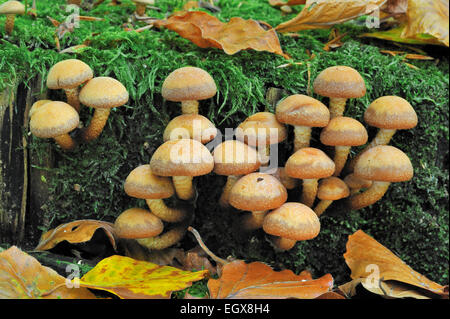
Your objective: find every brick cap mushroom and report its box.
[0,1,25,35]
[163,114,217,144]
[314,177,349,216]
[114,207,163,239]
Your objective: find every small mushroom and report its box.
[350,145,413,210]
[114,207,163,239]
[229,172,287,231]
[150,139,214,200]
[29,101,79,150]
[161,67,217,115]
[163,114,217,144]
[124,164,187,223]
[29,100,52,118]
[343,173,372,195]
[314,177,350,217]
[212,140,261,207]
[348,96,417,171]
[313,66,366,118]
[270,167,298,190]
[263,202,320,251]
[285,147,335,207]
[133,0,154,16]
[79,76,129,142]
[320,116,368,176]
[0,1,25,35]
[276,94,330,151]
[236,112,287,166]
[46,59,94,113]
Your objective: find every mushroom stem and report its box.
[333,146,351,177]
[301,178,318,207]
[137,222,188,250]
[53,134,77,150]
[258,144,271,166]
[241,211,267,231]
[82,108,111,142]
[270,236,297,251]
[219,175,241,207]
[145,199,187,223]
[135,3,147,16]
[64,87,81,113]
[349,181,390,210]
[329,97,347,118]
[181,100,199,115]
[5,13,15,35]
[293,125,312,151]
[188,226,229,266]
[348,129,396,172]
[313,199,333,217]
[172,176,194,200]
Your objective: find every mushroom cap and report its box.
[150,139,214,176]
[161,67,217,102]
[236,112,288,146]
[114,207,163,239]
[163,114,217,144]
[320,116,368,146]
[30,101,79,138]
[343,173,373,189]
[46,59,93,90]
[0,1,25,14]
[285,147,335,179]
[133,0,155,4]
[212,140,261,176]
[354,145,413,182]
[29,100,52,118]
[275,94,330,127]
[313,66,366,99]
[317,177,350,200]
[228,173,287,211]
[124,164,175,199]
[79,77,129,109]
[364,96,418,130]
[263,202,320,241]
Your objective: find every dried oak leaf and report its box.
[154,11,289,58]
[340,230,448,299]
[35,219,117,251]
[79,255,208,299]
[0,246,96,299]
[208,260,333,299]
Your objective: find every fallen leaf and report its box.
[155,11,289,58]
[342,230,448,298]
[315,291,347,299]
[379,50,434,60]
[208,260,333,299]
[79,255,208,298]
[360,26,443,45]
[0,246,97,299]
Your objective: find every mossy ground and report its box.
[1,0,448,287]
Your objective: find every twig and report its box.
[187,226,228,266]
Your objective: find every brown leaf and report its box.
[342,230,448,298]
[315,291,347,299]
[35,219,117,251]
[155,11,289,58]
[208,260,333,299]
[0,246,97,299]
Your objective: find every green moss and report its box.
[1,0,448,286]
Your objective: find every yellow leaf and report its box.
[79,255,208,299]
[361,25,445,46]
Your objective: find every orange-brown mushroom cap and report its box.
[285,147,335,179]
[124,164,175,199]
[313,66,366,99]
[320,116,368,146]
[263,202,320,241]
[213,140,261,176]
[114,207,163,239]
[275,94,330,127]
[29,100,52,118]
[344,173,372,190]
[47,59,93,90]
[364,96,418,130]
[30,101,79,138]
[79,76,129,109]
[317,177,350,201]
[163,114,217,144]
[236,112,287,146]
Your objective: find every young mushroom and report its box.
[79,76,129,142]
[313,66,366,118]
[263,202,320,251]
[348,96,417,171]
[350,145,413,210]
[275,94,330,151]
[124,164,187,223]
[29,101,79,150]
[161,67,217,115]
[212,140,261,207]
[163,114,217,144]
[320,116,368,176]
[150,139,214,200]
[0,1,25,35]
[235,112,287,167]
[343,173,372,195]
[229,172,287,231]
[133,0,154,16]
[114,207,164,239]
[46,59,94,113]
[285,147,335,207]
[313,177,350,217]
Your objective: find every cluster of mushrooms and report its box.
[29,59,417,252]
